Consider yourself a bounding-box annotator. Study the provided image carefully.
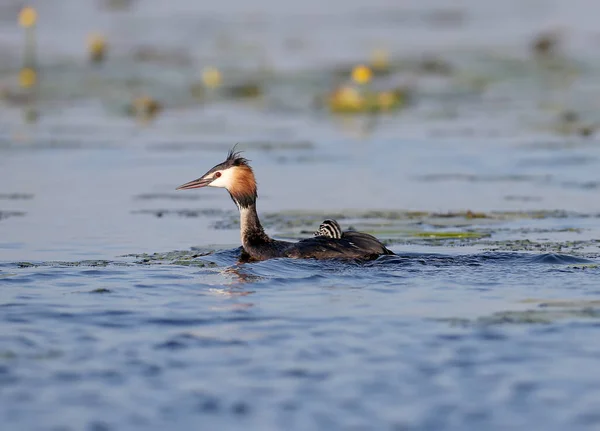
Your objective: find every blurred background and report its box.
[2,0,600,260]
[4,2,600,431]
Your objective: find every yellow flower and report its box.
[202,66,222,89]
[88,33,107,63]
[351,65,372,85]
[19,7,37,28]
[19,68,36,88]
[329,86,365,113]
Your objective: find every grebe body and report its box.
[177,149,394,262]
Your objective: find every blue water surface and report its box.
[2,0,600,430]
[2,251,600,430]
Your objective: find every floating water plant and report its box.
[18,7,37,84]
[18,6,38,121]
[351,64,373,85]
[192,66,264,101]
[18,6,36,29]
[551,110,596,137]
[531,30,562,58]
[202,66,222,89]
[326,64,408,114]
[221,81,263,99]
[127,95,162,122]
[88,32,107,64]
[18,67,36,89]
[411,231,489,239]
[327,85,407,114]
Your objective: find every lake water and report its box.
[2,0,600,430]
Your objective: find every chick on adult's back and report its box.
[176,148,394,262]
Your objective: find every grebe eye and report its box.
[214,172,221,178]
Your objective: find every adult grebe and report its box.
[176,148,394,262]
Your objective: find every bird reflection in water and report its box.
[205,265,262,310]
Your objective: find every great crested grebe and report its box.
[176,148,394,262]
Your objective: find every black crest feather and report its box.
[226,144,251,168]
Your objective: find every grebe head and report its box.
[176,147,257,208]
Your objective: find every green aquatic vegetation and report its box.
[443,303,600,326]
[215,210,476,231]
[564,264,600,270]
[90,288,111,293]
[123,249,218,267]
[12,254,219,269]
[479,308,600,324]
[0,348,62,360]
[492,227,583,235]
[481,239,600,256]
[46,260,115,267]
[170,259,218,267]
[18,260,127,268]
[226,209,599,230]
[411,231,489,239]
[212,208,600,253]
[520,299,600,307]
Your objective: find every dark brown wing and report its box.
[341,231,395,256]
[286,232,393,260]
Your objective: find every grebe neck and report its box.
[237,201,271,249]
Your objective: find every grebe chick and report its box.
[314,219,343,239]
[176,148,394,262]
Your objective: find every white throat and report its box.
[239,206,251,246]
